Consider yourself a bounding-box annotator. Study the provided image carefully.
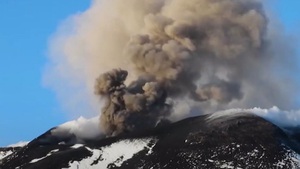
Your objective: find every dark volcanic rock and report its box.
[1,113,300,169]
[116,113,297,169]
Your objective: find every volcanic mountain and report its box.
[1,111,300,169]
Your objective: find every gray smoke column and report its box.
[46,0,299,136]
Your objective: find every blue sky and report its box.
[0,0,90,146]
[0,1,299,146]
[270,1,300,32]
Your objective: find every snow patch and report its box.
[0,150,13,160]
[71,144,83,149]
[30,157,47,163]
[67,138,156,169]
[7,141,29,147]
[275,149,300,169]
[29,149,60,163]
[219,163,242,169]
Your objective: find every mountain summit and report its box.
[1,111,300,169]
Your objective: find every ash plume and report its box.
[94,0,266,135]
[95,69,170,135]
[46,0,300,136]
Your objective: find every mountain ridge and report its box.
[1,112,300,169]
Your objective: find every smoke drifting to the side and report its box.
[45,0,300,136]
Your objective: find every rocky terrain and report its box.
[1,112,300,169]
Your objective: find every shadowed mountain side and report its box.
[1,113,300,169]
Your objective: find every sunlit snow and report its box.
[67,138,156,169]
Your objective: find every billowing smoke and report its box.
[95,69,171,135]
[45,0,300,136]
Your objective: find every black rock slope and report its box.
[1,112,300,169]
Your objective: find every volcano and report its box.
[1,112,300,169]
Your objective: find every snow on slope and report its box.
[0,150,13,161]
[276,148,300,168]
[66,138,157,169]
[29,149,60,163]
[7,141,28,147]
[1,141,28,161]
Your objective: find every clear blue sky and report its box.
[0,1,299,146]
[0,0,90,146]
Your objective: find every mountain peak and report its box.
[1,112,300,169]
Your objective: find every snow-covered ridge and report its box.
[7,141,28,147]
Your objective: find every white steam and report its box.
[51,107,300,142]
[210,106,300,128]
